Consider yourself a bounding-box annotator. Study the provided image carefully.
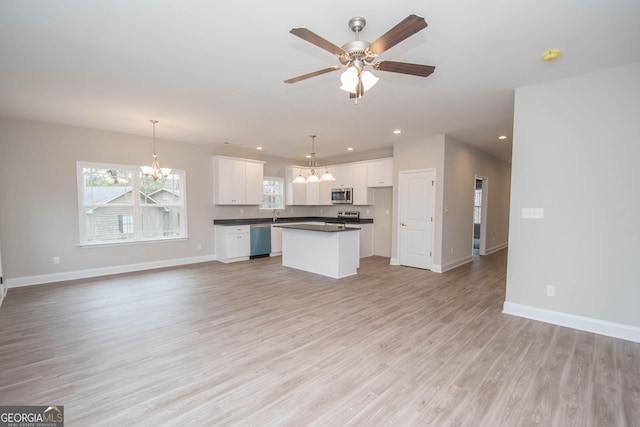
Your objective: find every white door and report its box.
[399,170,435,269]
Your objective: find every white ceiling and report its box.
[2,1,639,163]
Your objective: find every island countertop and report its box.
[274,224,360,233]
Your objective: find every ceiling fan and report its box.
[284,14,435,101]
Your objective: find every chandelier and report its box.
[293,135,336,184]
[141,119,171,181]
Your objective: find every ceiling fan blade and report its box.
[284,66,341,84]
[374,61,435,77]
[367,14,428,55]
[290,27,347,56]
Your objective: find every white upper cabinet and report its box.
[352,163,373,205]
[213,156,265,205]
[367,158,393,187]
[331,164,354,188]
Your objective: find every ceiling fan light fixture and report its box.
[360,70,379,91]
[340,67,359,92]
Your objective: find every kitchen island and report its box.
[274,224,360,279]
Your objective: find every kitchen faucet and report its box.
[272,209,279,222]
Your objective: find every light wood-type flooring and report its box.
[1,250,639,426]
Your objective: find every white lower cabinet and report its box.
[215,225,250,263]
[347,223,373,257]
[270,224,283,255]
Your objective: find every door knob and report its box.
[400,222,406,226]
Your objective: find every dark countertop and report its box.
[213,216,373,226]
[274,224,360,233]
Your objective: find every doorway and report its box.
[473,176,488,256]
[398,169,435,270]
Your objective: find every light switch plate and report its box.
[521,208,544,219]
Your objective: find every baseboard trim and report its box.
[6,254,218,288]
[503,301,640,343]
[484,242,508,255]
[441,255,473,272]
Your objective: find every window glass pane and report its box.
[261,177,284,209]
[140,173,182,205]
[78,163,186,245]
[142,206,181,238]
[84,206,134,242]
[83,168,134,205]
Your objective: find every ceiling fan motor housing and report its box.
[339,40,376,66]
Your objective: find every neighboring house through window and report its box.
[77,162,187,245]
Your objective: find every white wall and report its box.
[441,136,511,270]
[0,117,396,285]
[0,117,219,284]
[392,134,511,271]
[392,135,446,266]
[505,62,640,339]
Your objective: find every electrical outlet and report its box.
[546,285,556,297]
[53,256,60,265]
[450,248,455,255]
[197,243,202,250]
[240,208,244,215]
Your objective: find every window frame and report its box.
[76,161,187,246]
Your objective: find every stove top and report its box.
[337,211,360,220]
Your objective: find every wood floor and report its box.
[1,250,639,426]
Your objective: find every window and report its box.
[77,162,186,245]
[261,177,284,210]
[474,188,482,224]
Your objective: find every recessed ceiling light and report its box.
[347,147,354,151]
[256,146,262,150]
[393,129,402,134]
[498,135,507,140]
[541,49,563,62]
[306,154,311,158]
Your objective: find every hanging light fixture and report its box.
[294,135,336,184]
[141,119,171,181]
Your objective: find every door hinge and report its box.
[431,180,435,186]
[430,251,432,257]
[430,216,433,222]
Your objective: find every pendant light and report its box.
[293,135,336,183]
[141,119,171,181]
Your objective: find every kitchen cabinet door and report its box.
[245,160,265,205]
[213,156,265,205]
[367,158,393,187]
[353,163,373,205]
[331,164,354,189]
[215,225,250,263]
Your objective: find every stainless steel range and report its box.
[325,211,360,226]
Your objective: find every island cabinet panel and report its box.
[366,158,393,187]
[215,225,250,263]
[213,156,265,205]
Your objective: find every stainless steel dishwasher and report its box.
[250,224,271,258]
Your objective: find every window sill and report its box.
[78,237,189,248]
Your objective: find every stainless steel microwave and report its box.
[331,188,353,204]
